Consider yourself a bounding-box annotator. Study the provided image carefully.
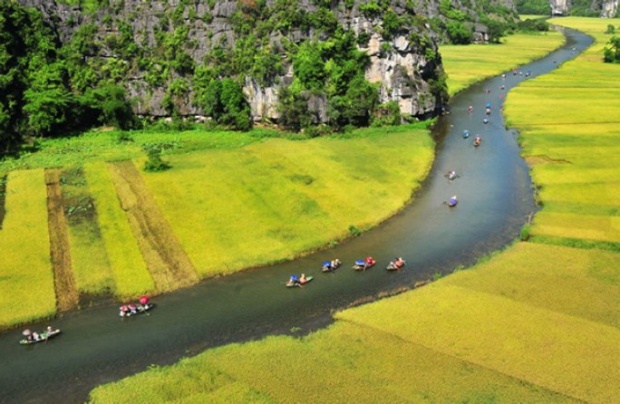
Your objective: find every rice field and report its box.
[440,31,565,95]
[89,20,619,403]
[505,17,620,247]
[142,125,434,277]
[0,170,56,328]
[84,161,155,298]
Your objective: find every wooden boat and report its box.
[321,259,341,273]
[387,259,406,272]
[353,259,376,271]
[20,328,61,345]
[119,303,155,317]
[286,276,313,287]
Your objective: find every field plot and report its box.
[142,126,433,277]
[505,17,620,248]
[441,31,564,95]
[0,170,56,328]
[90,320,577,403]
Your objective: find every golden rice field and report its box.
[0,124,435,328]
[0,170,56,328]
[89,20,619,403]
[440,31,565,95]
[143,126,433,277]
[505,17,620,248]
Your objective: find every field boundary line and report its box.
[45,168,79,311]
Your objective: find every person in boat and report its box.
[288,275,299,286]
[331,259,340,268]
[45,326,54,335]
[447,170,456,180]
[128,304,138,314]
[449,195,458,207]
[467,105,473,113]
[299,273,308,284]
[395,257,405,268]
[32,332,40,341]
[365,256,375,269]
[483,117,489,124]
[474,136,482,146]
[463,129,470,138]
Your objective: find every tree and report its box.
[603,36,620,63]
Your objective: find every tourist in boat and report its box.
[474,136,482,147]
[365,256,376,269]
[395,257,406,268]
[447,170,457,180]
[331,259,341,268]
[467,105,473,113]
[288,275,299,286]
[299,273,308,284]
[463,129,470,138]
[448,195,458,207]
[482,117,488,124]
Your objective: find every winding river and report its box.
[0,28,592,404]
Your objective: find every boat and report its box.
[286,275,313,287]
[321,259,341,273]
[353,258,376,271]
[119,302,156,317]
[386,258,406,272]
[20,328,61,345]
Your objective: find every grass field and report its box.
[85,26,620,403]
[0,170,56,327]
[440,31,565,95]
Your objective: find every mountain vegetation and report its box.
[1,0,519,154]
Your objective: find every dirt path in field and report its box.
[45,169,79,311]
[107,161,199,291]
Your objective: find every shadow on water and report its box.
[0,28,593,404]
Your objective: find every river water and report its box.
[0,28,592,404]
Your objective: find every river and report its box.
[0,28,592,404]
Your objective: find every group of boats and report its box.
[286,257,406,287]
[19,295,155,345]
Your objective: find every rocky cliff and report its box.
[549,0,619,16]
[17,0,516,123]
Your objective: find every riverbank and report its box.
[85,27,613,402]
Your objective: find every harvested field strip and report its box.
[0,170,56,329]
[60,167,115,296]
[45,169,78,312]
[107,161,198,292]
[336,283,620,403]
[85,162,154,298]
[89,321,578,403]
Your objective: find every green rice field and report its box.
[89,23,620,403]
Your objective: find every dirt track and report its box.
[107,161,199,291]
[45,169,79,311]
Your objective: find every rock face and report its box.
[16,0,513,123]
[601,0,620,17]
[550,0,571,16]
[549,0,619,16]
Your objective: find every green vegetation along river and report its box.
[0,28,593,403]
